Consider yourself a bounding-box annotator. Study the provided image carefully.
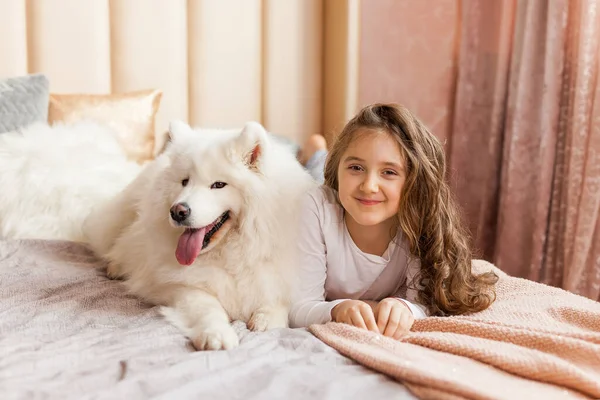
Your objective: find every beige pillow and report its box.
[48,89,162,163]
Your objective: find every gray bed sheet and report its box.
[0,239,415,400]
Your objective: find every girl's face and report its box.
[337,129,406,228]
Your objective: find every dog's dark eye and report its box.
[181,178,189,187]
[210,181,227,189]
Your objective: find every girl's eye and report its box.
[383,170,398,176]
[211,181,228,189]
[181,178,189,187]
[348,165,363,172]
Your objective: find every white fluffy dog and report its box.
[83,120,316,350]
[0,122,142,242]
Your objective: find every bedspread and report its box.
[0,238,413,400]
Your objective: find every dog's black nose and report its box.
[170,202,191,223]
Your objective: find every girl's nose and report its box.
[360,174,379,193]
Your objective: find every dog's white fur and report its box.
[0,121,142,242]
[83,120,316,350]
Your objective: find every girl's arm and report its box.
[391,259,428,320]
[289,191,349,328]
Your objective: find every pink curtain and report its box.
[450,0,600,300]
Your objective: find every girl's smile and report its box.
[355,198,383,206]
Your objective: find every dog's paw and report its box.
[191,324,239,351]
[105,263,122,280]
[248,307,289,332]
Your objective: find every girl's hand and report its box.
[331,300,379,333]
[374,298,414,339]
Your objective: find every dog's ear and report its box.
[237,121,268,170]
[166,120,192,145]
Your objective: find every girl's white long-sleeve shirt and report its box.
[289,185,428,328]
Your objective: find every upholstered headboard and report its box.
[0,1,359,146]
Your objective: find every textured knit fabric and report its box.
[310,259,600,400]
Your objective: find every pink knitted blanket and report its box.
[309,260,600,400]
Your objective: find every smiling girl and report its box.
[290,103,498,338]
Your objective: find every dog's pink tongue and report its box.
[175,228,206,266]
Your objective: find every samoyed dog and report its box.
[83,120,316,350]
[0,121,142,242]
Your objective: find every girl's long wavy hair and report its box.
[323,103,498,316]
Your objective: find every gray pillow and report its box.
[0,74,50,133]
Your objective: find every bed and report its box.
[1,57,599,400]
[4,240,599,400]
[0,238,416,400]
